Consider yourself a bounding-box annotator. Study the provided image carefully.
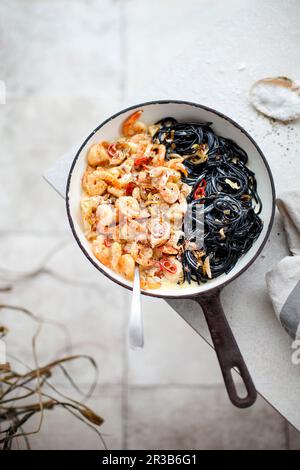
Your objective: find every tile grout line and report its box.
[121,293,129,450]
[119,0,128,103]
[118,0,129,451]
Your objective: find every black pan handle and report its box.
[195,288,257,408]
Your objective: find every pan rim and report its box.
[66,99,276,299]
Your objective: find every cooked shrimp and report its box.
[92,236,111,267]
[131,241,154,267]
[149,167,180,191]
[166,158,188,176]
[109,167,122,178]
[128,133,151,144]
[94,169,131,189]
[122,110,147,137]
[109,144,127,165]
[166,169,181,183]
[152,144,166,166]
[82,115,211,289]
[123,241,134,254]
[147,202,168,220]
[149,166,165,179]
[96,203,116,226]
[166,195,187,230]
[111,242,122,270]
[149,167,170,193]
[110,153,127,165]
[138,207,151,219]
[178,193,188,212]
[166,207,184,230]
[160,182,180,204]
[114,174,133,189]
[160,230,184,254]
[83,171,108,196]
[167,202,183,220]
[87,142,110,167]
[117,196,140,218]
[96,222,118,240]
[81,196,101,230]
[90,169,116,186]
[118,254,135,281]
[119,220,147,241]
[148,219,171,247]
[168,193,187,215]
[107,186,125,198]
[116,140,138,154]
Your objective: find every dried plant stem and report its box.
[0,295,105,449]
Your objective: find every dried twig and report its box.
[0,238,106,450]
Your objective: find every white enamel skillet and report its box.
[66,100,275,408]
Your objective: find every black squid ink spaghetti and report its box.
[153,118,263,284]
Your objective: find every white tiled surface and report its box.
[1,0,300,450]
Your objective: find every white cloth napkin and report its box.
[266,191,300,340]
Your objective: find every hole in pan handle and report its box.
[196,288,257,408]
